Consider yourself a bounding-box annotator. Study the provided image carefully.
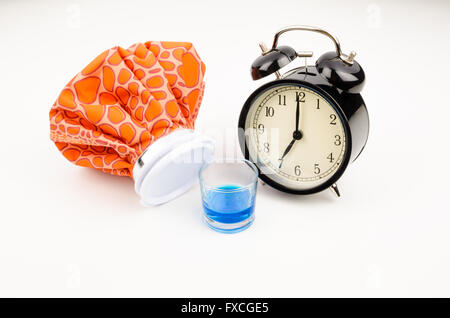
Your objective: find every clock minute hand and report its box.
[295,92,300,132]
[278,138,296,168]
[279,94,303,169]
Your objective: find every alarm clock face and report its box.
[239,80,351,194]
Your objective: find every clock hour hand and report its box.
[278,138,296,168]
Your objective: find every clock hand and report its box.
[279,93,304,169]
[295,92,300,132]
[278,138,296,168]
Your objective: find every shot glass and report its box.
[199,159,258,233]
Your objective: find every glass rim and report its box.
[199,158,259,191]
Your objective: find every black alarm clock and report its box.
[238,25,369,197]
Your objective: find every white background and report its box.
[1,0,449,297]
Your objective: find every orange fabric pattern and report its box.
[49,41,206,177]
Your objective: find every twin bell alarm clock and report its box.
[238,26,369,196]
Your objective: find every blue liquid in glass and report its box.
[202,184,255,225]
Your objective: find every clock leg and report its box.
[330,183,341,197]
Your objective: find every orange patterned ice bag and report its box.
[50,41,214,205]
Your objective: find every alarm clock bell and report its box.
[251,45,297,80]
[251,25,365,93]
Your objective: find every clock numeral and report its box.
[296,91,305,103]
[257,123,265,134]
[278,95,286,105]
[330,114,337,125]
[334,135,342,146]
[327,152,334,163]
[316,99,320,109]
[265,106,274,117]
[314,163,321,175]
[294,165,301,176]
[263,142,270,153]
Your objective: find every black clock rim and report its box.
[238,78,352,195]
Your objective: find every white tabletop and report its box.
[1,0,449,297]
